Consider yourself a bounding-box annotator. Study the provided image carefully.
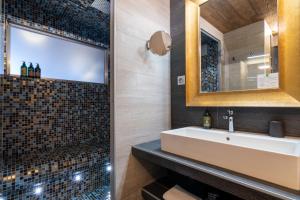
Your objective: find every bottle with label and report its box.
[20,61,28,77]
[35,63,41,78]
[28,62,35,78]
[203,109,212,129]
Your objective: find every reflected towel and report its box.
[163,185,202,200]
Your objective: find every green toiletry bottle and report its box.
[203,109,212,129]
[21,61,28,77]
[35,63,41,78]
[28,62,35,78]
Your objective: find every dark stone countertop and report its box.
[132,140,300,200]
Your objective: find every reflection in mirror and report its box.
[199,0,278,93]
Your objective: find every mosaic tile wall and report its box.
[0,75,3,161]
[4,0,110,47]
[0,75,110,199]
[0,1,111,199]
[201,32,220,93]
[2,75,110,158]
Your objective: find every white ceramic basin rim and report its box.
[162,127,300,157]
[161,127,300,190]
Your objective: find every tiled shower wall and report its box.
[2,0,110,74]
[1,75,110,159]
[170,0,300,137]
[201,33,219,92]
[4,0,110,47]
[0,0,111,199]
[0,75,3,161]
[0,75,110,199]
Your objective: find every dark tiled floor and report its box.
[1,140,110,199]
[73,187,110,200]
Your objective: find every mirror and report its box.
[185,0,300,107]
[147,31,172,56]
[199,0,278,93]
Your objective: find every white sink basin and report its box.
[161,127,300,190]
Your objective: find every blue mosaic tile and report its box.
[0,75,110,200]
[201,32,220,92]
[0,1,110,199]
[73,186,111,200]
[4,0,110,47]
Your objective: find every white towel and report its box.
[163,185,202,200]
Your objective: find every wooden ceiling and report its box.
[200,0,278,33]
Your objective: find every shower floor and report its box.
[1,140,110,200]
[74,186,111,200]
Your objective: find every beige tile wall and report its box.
[113,0,171,199]
[223,20,270,91]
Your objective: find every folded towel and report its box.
[163,185,202,200]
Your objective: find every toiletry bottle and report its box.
[21,61,28,77]
[28,62,35,78]
[203,109,212,129]
[35,63,41,78]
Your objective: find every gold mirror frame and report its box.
[185,0,300,107]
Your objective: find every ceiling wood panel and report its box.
[200,0,277,33]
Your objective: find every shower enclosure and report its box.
[201,30,221,93]
[0,0,111,199]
